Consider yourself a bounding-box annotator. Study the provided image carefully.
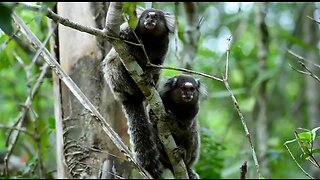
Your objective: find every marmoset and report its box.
[103,8,174,178]
[149,74,207,179]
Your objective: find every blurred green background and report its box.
[1,2,319,179]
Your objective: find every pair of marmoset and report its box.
[103,7,206,179]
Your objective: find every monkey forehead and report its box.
[177,75,197,84]
[143,8,164,15]
[148,12,156,16]
[184,82,194,88]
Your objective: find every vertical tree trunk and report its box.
[180,2,200,70]
[254,2,270,178]
[51,2,130,178]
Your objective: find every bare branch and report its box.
[225,36,232,81]
[147,64,223,82]
[288,50,320,83]
[0,124,36,138]
[288,50,320,68]
[284,142,314,179]
[222,38,261,178]
[11,12,141,179]
[223,79,261,178]
[18,2,140,47]
[2,22,53,176]
[307,15,320,25]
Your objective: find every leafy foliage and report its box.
[1,2,319,179]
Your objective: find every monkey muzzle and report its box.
[182,94,193,102]
[144,12,157,30]
[144,20,157,30]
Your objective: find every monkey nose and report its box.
[182,95,193,102]
[144,21,156,30]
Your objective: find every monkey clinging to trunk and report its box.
[103,7,175,178]
[150,74,207,179]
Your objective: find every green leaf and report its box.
[123,2,137,29]
[297,132,312,142]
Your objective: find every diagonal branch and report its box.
[288,50,320,83]
[222,37,261,178]
[11,12,148,179]
[104,2,188,178]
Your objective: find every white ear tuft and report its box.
[136,7,145,18]
[164,13,175,33]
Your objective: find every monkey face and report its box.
[137,8,173,36]
[143,11,162,30]
[179,82,197,103]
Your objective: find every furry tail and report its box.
[122,100,163,178]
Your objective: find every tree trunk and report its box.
[52,2,130,178]
[254,2,270,178]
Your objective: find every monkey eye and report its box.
[146,12,161,19]
[180,86,195,92]
[154,13,160,19]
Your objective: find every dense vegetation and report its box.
[0,2,319,179]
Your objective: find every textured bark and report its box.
[180,2,200,70]
[53,2,130,178]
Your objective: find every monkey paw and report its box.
[142,72,156,86]
[173,146,187,162]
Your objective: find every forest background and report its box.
[0,2,320,179]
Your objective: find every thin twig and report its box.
[3,62,50,176]
[288,50,320,68]
[223,79,261,178]
[294,131,320,169]
[284,142,314,179]
[123,15,151,64]
[222,37,261,178]
[18,2,140,47]
[0,124,36,137]
[288,50,320,83]
[147,64,223,82]
[225,36,232,81]
[12,12,145,179]
[2,23,53,176]
[307,15,320,25]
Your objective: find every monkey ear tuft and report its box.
[199,83,208,101]
[136,6,145,19]
[166,77,178,88]
[164,13,175,33]
[196,79,201,88]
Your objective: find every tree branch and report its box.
[2,26,52,177]
[288,50,320,83]
[11,12,144,179]
[104,2,189,178]
[223,37,261,178]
